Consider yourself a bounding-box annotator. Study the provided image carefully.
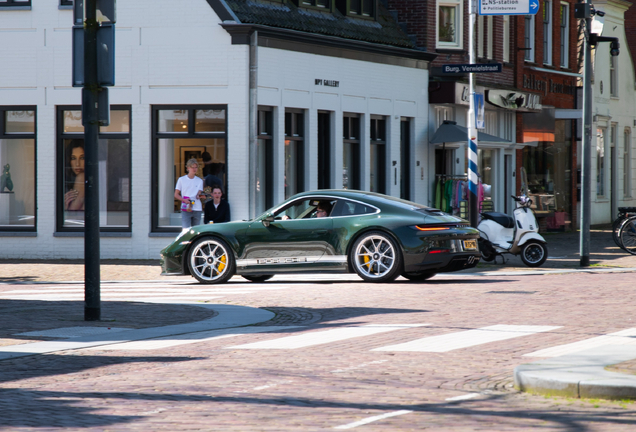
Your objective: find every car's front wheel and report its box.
[188,237,235,284]
[242,275,274,283]
[351,231,402,283]
[402,271,436,282]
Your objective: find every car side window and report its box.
[274,199,313,220]
[332,199,376,217]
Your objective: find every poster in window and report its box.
[180,146,205,177]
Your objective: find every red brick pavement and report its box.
[1,272,636,430]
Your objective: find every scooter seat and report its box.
[481,212,515,229]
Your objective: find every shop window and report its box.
[57,106,131,232]
[524,15,535,62]
[597,128,606,197]
[543,1,552,65]
[343,113,361,190]
[0,108,36,231]
[257,107,274,214]
[0,0,31,7]
[522,120,572,222]
[560,3,569,68]
[624,128,632,198]
[370,116,386,194]
[318,111,332,189]
[610,54,618,97]
[285,109,305,200]
[400,118,411,200]
[152,105,227,231]
[437,0,463,49]
[478,149,495,209]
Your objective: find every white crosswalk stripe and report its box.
[227,324,430,350]
[372,325,562,353]
[523,328,636,357]
[85,326,304,351]
[0,282,294,301]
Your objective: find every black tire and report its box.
[618,216,636,255]
[188,237,235,284]
[520,241,548,267]
[613,215,628,248]
[350,231,403,283]
[242,275,274,283]
[478,239,496,262]
[401,271,436,282]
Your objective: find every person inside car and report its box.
[315,202,332,218]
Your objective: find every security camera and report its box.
[593,8,606,17]
[610,39,620,56]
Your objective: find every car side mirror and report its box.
[262,214,274,227]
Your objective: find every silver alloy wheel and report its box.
[354,235,396,279]
[190,239,230,282]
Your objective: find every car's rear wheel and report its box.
[402,271,436,282]
[188,237,235,284]
[351,231,402,283]
[242,275,274,283]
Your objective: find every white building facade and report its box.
[0,0,434,259]
[588,0,636,224]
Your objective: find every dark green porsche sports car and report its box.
[160,190,480,284]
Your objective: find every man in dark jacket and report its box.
[204,186,231,224]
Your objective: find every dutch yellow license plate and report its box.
[463,240,477,250]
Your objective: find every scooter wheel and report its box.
[478,239,496,262]
[520,241,548,267]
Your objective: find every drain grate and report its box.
[487,291,536,295]
[15,326,131,338]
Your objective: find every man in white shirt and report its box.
[174,158,204,231]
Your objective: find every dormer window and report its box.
[349,0,375,17]
[302,0,331,8]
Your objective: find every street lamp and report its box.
[575,1,619,267]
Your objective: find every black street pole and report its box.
[580,3,593,267]
[83,0,101,320]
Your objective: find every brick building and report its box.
[387,0,583,228]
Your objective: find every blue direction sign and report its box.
[441,63,503,74]
[479,0,539,15]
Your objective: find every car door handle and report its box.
[314,230,328,235]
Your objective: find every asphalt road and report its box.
[1,270,636,431]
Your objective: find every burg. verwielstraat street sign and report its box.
[479,0,539,15]
[441,63,503,74]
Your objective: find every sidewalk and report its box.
[0,229,634,284]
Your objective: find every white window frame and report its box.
[437,0,464,50]
[560,3,569,68]
[487,16,494,59]
[597,127,606,197]
[525,15,535,62]
[610,54,618,97]
[478,16,484,58]
[435,107,454,128]
[543,1,553,65]
[625,128,632,198]
[503,16,510,62]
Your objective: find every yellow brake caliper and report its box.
[363,254,372,273]
[217,254,227,273]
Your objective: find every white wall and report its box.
[0,1,430,259]
[590,0,636,225]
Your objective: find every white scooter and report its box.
[477,195,548,267]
